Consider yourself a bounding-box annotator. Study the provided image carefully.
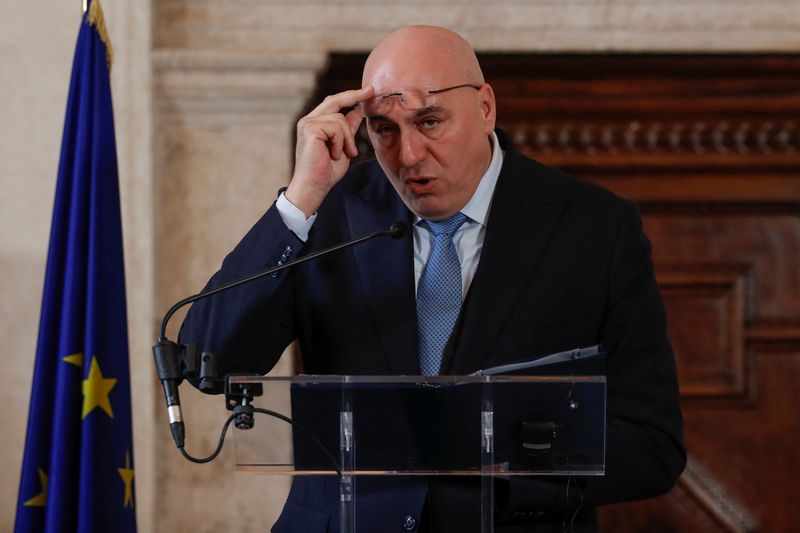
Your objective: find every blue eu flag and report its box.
[15,1,137,531]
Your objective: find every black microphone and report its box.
[152,221,407,449]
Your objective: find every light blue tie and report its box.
[417,212,469,376]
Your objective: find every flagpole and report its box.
[83,0,87,13]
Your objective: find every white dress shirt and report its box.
[277,131,504,300]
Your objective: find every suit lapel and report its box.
[444,151,566,374]
[344,174,420,374]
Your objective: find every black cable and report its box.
[177,407,343,478]
[253,407,343,479]
[561,475,584,533]
[568,476,584,531]
[562,376,585,532]
[179,413,236,464]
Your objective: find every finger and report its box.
[329,132,343,161]
[342,107,365,158]
[304,114,359,160]
[308,86,375,118]
[345,106,365,134]
[323,121,349,161]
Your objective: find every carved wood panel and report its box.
[310,54,800,531]
[658,264,749,398]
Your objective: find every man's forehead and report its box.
[363,55,452,94]
[364,62,447,94]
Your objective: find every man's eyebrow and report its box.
[365,106,446,123]
[411,105,445,119]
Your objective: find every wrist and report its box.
[284,182,324,219]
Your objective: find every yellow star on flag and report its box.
[117,451,135,509]
[23,467,48,507]
[63,352,84,367]
[82,355,117,419]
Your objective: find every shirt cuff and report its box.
[276,192,317,242]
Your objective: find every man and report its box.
[180,26,685,532]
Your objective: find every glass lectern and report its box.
[228,375,605,533]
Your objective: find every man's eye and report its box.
[419,117,441,130]
[374,124,397,136]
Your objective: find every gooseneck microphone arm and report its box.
[152,221,407,452]
[156,221,406,342]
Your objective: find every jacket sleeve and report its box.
[177,203,307,391]
[586,200,686,503]
[502,200,686,517]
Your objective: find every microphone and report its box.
[152,221,407,449]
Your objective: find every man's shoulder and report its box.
[502,149,635,216]
[496,128,632,215]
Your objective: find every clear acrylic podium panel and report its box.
[229,375,605,477]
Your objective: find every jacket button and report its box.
[402,514,417,530]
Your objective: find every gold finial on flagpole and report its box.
[87,0,114,72]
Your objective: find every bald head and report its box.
[362,26,484,93]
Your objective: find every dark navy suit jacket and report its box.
[179,131,685,532]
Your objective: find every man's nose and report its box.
[398,130,427,168]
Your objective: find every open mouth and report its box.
[404,176,435,194]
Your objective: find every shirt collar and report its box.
[460,131,503,227]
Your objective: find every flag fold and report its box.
[15,1,137,531]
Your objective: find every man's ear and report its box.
[478,83,497,134]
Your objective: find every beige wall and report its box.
[2,1,799,532]
[1,0,83,528]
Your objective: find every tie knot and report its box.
[422,212,469,237]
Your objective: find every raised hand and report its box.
[285,86,375,218]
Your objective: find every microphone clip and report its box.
[152,340,223,391]
[180,344,223,393]
[233,403,255,430]
[225,376,264,430]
